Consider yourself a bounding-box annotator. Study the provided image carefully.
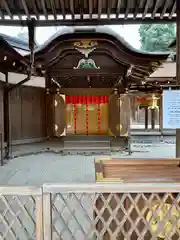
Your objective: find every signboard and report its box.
[163,90,180,129]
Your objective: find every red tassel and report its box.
[98,104,101,135]
[86,103,88,135]
[74,104,76,134]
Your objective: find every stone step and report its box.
[63,147,111,155]
[64,140,110,148]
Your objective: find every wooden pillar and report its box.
[145,108,148,130]
[151,109,155,130]
[45,76,54,139]
[176,0,180,157]
[4,73,11,159]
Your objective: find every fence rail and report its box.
[1,183,180,239]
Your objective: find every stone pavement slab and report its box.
[0,143,176,186]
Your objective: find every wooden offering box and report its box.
[94,158,180,182]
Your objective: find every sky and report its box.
[0,24,141,49]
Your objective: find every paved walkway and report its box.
[0,143,175,186]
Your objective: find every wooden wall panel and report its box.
[10,87,22,140]
[10,86,46,141]
[0,83,4,138]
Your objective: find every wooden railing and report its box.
[1,183,180,239]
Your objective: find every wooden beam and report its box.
[70,0,75,19]
[21,0,30,19]
[1,0,12,19]
[160,0,169,19]
[169,1,176,19]
[152,0,161,19]
[59,0,65,19]
[107,0,112,18]
[116,0,122,17]
[98,0,102,18]
[49,68,124,77]
[125,0,130,19]
[89,0,93,19]
[142,0,150,19]
[32,0,39,19]
[49,0,57,20]
[40,0,48,19]
[0,16,176,26]
[134,0,142,19]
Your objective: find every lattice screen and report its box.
[0,195,36,239]
[51,192,180,240]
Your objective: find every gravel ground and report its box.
[0,143,175,186]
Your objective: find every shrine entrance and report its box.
[66,96,108,135]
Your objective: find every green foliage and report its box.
[139,24,176,52]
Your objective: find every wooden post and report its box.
[151,109,155,130]
[45,76,54,139]
[145,108,148,130]
[176,0,180,157]
[4,73,11,159]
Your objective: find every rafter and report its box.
[125,0,130,19]
[134,0,142,19]
[40,0,48,19]
[160,0,170,19]
[116,0,122,17]
[89,0,93,19]
[49,0,57,19]
[70,0,75,19]
[152,0,161,19]
[32,0,39,19]
[142,0,150,19]
[107,0,112,18]
[169,1,176,19]
[59,0,65,18]
[21,0,30,19]
[1,0,12,19]
[98,0,102,18]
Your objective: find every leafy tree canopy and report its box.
[139,24,176,52]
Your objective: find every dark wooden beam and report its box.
[98,0,102,18]
[32,0,39,19]
[49,0,57,20]
[152,0,160,19]
[40,0,48,19]
[49,68,124,77]
[116,0,122,17]
[160,0,169,19]
[107,0,112,18]
[134,0,142,19]
[0,16,175,26]
[142,0,150,19]
[89,0,93,19]
[70,0,74,19]
[21,0,30,19]
[125,0,130,19]
[169,1,176,19]
[1,0,12,19]
[59,0,65,18]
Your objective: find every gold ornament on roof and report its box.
[73,40,98,58]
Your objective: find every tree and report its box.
[139,24,176,52]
